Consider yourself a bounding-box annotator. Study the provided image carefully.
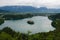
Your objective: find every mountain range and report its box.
[0,6,60,13]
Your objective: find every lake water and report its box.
[0,16,55,34]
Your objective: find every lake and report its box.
[0,16,55,34]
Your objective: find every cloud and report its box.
[0,0,60,8]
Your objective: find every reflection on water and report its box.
[0,16,55,34]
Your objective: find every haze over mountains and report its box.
[0,6,60,13]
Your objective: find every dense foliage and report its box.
[48,13,60,20]
[0,18,4,25]
[2,14,33,20]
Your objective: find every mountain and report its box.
[0,6,60,13]
[0,6,37,12]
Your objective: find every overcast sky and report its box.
[0,0,60,8]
